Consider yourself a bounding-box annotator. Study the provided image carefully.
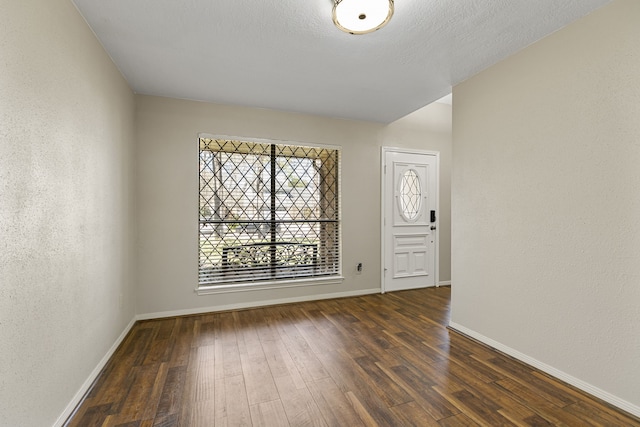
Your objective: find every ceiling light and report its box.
[333,0,394,35]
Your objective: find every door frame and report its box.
[380,147,440,293]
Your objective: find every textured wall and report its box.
[134,96,451,316]
[0,0,136,425]
[452,0,640,415]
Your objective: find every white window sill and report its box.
[195,275,345,296]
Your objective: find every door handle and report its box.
[430,226,436,230]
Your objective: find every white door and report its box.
[382,149,438,292]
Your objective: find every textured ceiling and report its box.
[72,0,610,123]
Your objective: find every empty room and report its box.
[1,0,639,426]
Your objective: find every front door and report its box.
[382,149,438,292]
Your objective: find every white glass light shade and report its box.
[333,0,394,35]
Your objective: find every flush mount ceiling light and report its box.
[333,0,394,35]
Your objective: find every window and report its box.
[399,169,421,221]
[199,138,340,290]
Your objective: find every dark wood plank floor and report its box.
[65,287,639,426]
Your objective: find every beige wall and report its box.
[135,96,451,316]
[0,0,136,425]
[452,0,640,415]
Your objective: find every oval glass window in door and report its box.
[399,169,421,221]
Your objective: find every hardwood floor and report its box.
[65,287,639,426]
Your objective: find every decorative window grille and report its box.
[199,138,340,287]
[399,169,421,221]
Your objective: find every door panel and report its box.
[383,149,437,292]
[392,234,428,278]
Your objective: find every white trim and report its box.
[438,280,451,286]
[138,287,380,320]
[448,322,640,419]
[380,148,386,293]
[54,317,137,427]
[382,147,442,157]
[381,147,440,293]
[196,275,344,295]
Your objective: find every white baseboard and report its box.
[137,288,381,320]
[438,280,451,286]
[54,316,137,427]
[449,322,640,419]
